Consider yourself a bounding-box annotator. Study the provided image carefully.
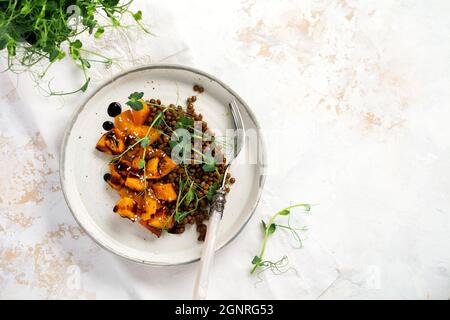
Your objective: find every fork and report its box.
[192,100,245,300]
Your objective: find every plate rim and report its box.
[59,63,267,266]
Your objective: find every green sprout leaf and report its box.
[0,0,147,96]
[202,153,216,172]
[185,187,195,206]
[137,159,145,169]
[261,220,267,232]
[251,203,312,275]
[94,27,105,39]
[126,91,144,110]
[206,182,218,201]
[174,211,190,223]
[80,78,91,92]
[140,137,150,148]
[267,223,276,235]
[132,10,142,22]
[175,116,194,129]
[252,256,262,265]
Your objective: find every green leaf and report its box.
[174,211,190,223]
[252,256,262,265]
[175,116,194,129]
[185,187,195,206]
[267,223,276,235]
[94,27,105,39]
[83,17,97,33]
[140,137,150,148]
[202,163,215,173]
[7,39,16,56]
[80,58,91,68]
[279,209,290,216]
[303,204,311,212]
[49,48,60,62]
[137,159,145,169]
[71,40,82,49]
[128,91,144,100]
[202,153,216,173]
[126,100,143,111]
[169,140,178,149]
[20,3,32,15]
[206,183,218,201]
[132,10,142,22]
[126,92,144,110]
[179,178,187,193]
[261,220,267,232]
[80,78,91,92]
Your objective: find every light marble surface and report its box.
[1,0,449,299]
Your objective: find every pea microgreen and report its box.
[126,92,145,110]
[0,0,149,95]
[251,204,311,275]
[206,182,219,201]
[202,153,216,172]
[175,116,194,129]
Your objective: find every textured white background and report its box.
[1,0,450,299]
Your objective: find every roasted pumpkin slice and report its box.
[145,157,160,178]
[146,207,174,229]
[139,220,162,237]
[95,128,126,155]
[130,149,145,171]
[145,150,178,179]
[125,173,145,192]
[119,187,144,210]
[107,164,124,190]
[131,101,150,126]
[141,189,158,219]
[113,197,137,221]
[152,183,177,202]
[159,155,178,177]
[135,126,160,141]
[115,110,161,140]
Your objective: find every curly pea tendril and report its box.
[251,203,312,275]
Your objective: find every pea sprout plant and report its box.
[0,0,148,95]
[251,204,311,276]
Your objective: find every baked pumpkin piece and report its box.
[152,183,177,202]
[159,155,178,177]
[106,164,124,190]
[114,110,160,141]
[145,150,178,179]
[146,207,174,229]
[95,128,126,155]
[113,197,137,221]
[131,101,150,126]
[141,189,159,220]
[119,187,145,210]
[124,173,146,192]
[145,157,160,178]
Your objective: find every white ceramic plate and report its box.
[60,64,266,265]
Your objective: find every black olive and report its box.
[102,121,114,131]
[103,173,112,182]
[107,102,122,117]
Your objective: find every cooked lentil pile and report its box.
[95,85,235,241]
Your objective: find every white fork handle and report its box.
[192,209,222,300]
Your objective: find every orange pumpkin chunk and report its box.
[152,183,177,202]
[113,197,137,221]
[95,128,125,155]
